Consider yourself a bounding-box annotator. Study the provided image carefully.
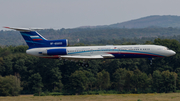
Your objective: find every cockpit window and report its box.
[164,47,170,50]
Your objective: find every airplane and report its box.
[4,27,176,67]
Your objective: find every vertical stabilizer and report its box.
[4,27,68,48]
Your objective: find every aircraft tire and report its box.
[84,63,89,67]
[78,62,82,66]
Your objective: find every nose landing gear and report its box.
[148,58,154,65]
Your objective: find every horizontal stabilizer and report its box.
[4,27,43,32]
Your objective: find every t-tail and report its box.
[4,27,68,49]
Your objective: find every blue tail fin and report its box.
[4,27,68,48]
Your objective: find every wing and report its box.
[60,54,114,60]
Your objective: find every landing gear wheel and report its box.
[78,62,82,66]
[150,59,152,65]
[148,58,154,65]
[84,63,89,67]
[78,62,89,67]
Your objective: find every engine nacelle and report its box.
[47,39,68,47]
[42,49,67,55]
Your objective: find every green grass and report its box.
[1,93,180,101]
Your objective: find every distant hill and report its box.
[3,15,180,46]
[2,28,180,46]
[79,15,180,28]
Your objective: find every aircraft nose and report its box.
[169,50,176,56]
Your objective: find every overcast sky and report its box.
[1,0,180,30]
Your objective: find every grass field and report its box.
[0,93,180,101]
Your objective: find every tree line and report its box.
[0,38,180,96]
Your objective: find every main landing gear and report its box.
[60,58,90,67]
[78,62,89,67]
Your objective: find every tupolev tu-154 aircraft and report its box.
[4,27,176,67]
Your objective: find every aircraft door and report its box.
[91,49,93,54]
